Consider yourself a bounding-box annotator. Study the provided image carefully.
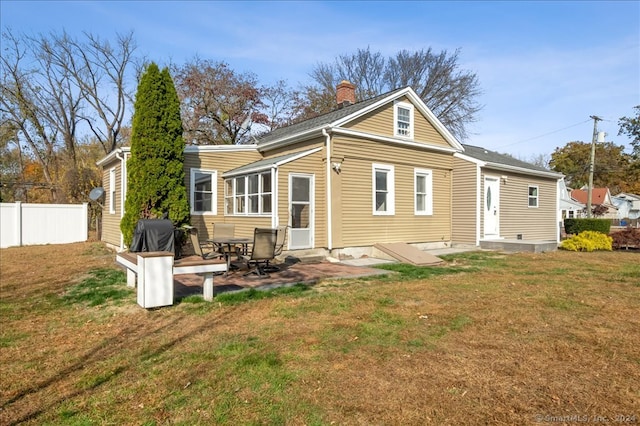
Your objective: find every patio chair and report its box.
[212,223,239,257]
[241,228,278,277]
[184,226,216,259]
[263,225,288,272]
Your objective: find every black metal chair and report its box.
[241,228,278,277]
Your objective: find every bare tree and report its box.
[309,47,386,101]
[41,30,136,154]
[260,80,298,132]
[303,47,483,141]
[0,29,137,202]
[172,58,268,145]
[1,30,62,201]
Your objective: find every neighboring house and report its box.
[98,81,561,258]
[559,179,585,220]
[570,188,618,219]
[452,145,564,246]
[612,192,640,220]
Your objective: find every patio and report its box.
[173,258,393,299]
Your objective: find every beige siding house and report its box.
[98,84,465,257]
[98,82,562,257]
[453,145,563,246]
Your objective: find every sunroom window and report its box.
[225,171,272,216]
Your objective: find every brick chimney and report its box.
[336,80,356,107]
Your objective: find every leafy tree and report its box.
[549,141,633,193]
[121,63,190,246]
[172,58,268,145]
[300,46,482,140]
[618,105,640,158]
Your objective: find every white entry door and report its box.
[484,176,500,238]
[289,174,314,249]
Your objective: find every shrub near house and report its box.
[610,227,640,250]
[560,231,613,252]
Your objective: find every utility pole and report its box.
[586,115,601,218]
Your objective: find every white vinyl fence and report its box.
[0,202,88,249]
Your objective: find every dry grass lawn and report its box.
[0,241,638,425]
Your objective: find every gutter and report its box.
[322,127,333,250]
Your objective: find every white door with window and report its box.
[289,174,314,249]
[484,176,500,238]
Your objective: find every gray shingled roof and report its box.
[461,144,556,174]
[256,87,407,145]
[222,148,319,177]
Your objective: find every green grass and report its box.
[373,250,509,280]
[0,331,29,348]
[214,283,311,304]
[61,268,131,306]
[3,246,639,425]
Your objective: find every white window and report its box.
[109,168,116,214]
[224,171,272,216]
[415,168,433,215]
[394,101,414,139]
[528,185,539,208]
[191,169,217,215]
[372,163,395,215]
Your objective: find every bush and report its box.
[560,231,613,252]
[610,227,640,249]
[564,218,611,235]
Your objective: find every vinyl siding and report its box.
[481,169,558,240]
[185,150,263,240]
[332,135,453,248]
[276,147,327,248]
[346,96,453,150]
[452,157,479,245]
[101,157,123,247]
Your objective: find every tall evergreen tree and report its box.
[121,63,190,246]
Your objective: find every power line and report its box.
[495,119,592,149]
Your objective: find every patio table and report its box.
[207,237,252,274]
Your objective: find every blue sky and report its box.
[2,0,639,160]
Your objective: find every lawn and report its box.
[0,242,638,425]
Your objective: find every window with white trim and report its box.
[225,171,272,215]
[190,169,217,214]
[415,168,433,215]
[394,101,414,139]
[109,168,116,214]
[373,163,395,215]
[528,185,539,208]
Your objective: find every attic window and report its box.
[394,101,414,139]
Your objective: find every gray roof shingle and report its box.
[461,144,555,174]
[256,87,406,145]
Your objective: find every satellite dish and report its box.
[89,187,105,201]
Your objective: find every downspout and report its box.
[272,165,278,229]
[476,164,481,246]
[556,178,561,243]
[115,149,127,251]
[322,127,333,251]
